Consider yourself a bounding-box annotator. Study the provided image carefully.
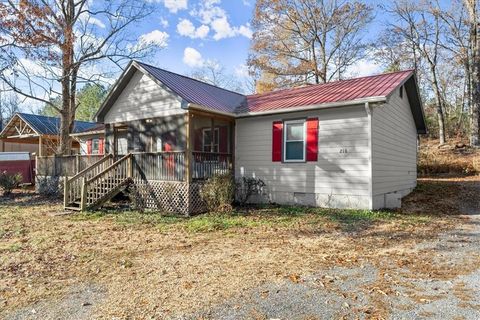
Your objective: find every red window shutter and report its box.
[272,121,283,162]
[306,118,319,161]
[86,139,92,155]
[98,138,104,154]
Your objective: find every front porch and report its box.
[36,110,235,215]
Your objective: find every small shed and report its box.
[0,113,98,156]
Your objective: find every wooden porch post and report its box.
[80,177,87,211]
[38,136,43,157]
[231,120,235,174]
[185,111,192,183]
[210,117,215,153]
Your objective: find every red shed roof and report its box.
[241,70,414,114]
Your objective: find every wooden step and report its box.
[64,206,82,211]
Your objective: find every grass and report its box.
[70,205,427,234]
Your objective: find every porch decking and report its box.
[36,151,232,215]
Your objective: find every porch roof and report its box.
[0,113,99,139]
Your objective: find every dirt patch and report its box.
[0,176,479,319]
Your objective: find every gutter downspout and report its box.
[365,102,374,210]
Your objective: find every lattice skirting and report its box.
[35,175,66,197]
[131,179,206,216]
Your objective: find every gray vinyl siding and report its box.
[103,70,185,123]
[371,87,418,208]
[235,105,372,209]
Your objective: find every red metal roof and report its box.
[242,70,414,113]
[134,62,413,115]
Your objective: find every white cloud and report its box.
[237,24,253,39]
[177,19,210,39]
[163,0,188,13]
[211,16,234,40]
[160,17,169,28]
[183,47,204,67]
[195,25,210,39]
[188,0,251,40]
[234,64,249,78]
[78,11,106,29]
[345,58,382,78]
[211,17,252,40]
[138,30,169,48]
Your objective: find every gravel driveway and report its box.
[188,180,480,320]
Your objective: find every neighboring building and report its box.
[76,60,425,213]
[71,123,106,155]
[0,113,98,156]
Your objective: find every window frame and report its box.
[202,127,219,153]
[283,119,306,163]
[91,138,100,155]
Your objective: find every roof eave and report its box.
[70,130,105,137]
[235,96,388,118]
[188,103,237,118]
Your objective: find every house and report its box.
[70,123,106,155]
[0,113,99,156]
[58,60,425,214]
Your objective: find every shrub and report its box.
[200,173,235,213]
[235,177,266,205]
[0,172,22,196]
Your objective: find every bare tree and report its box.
[0,0,165,154]
[190,61,245,93]
[384,0,447,145]
[464,0,480,147]
[0,92,19,130]
[248,0,373,92]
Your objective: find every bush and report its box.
[200,173,235,213]
[235,177,266,205]
[0,172,22,196]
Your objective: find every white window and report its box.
[283,120,306,162]
[202,128,219,153]
[92,139,99,154]
[156,137,163,152]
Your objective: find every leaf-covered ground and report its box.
[0,176,479,319]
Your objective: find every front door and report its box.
[114,127,128,155]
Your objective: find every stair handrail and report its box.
[64,154,114,208]
[68,154,114,183]
[85,153,132,185]
[81,153,133,209]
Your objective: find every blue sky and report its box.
[136,0,257,78]
[132,0,413,82]
[12,0,453,112]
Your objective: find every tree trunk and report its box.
[430,65,447,145]
[58,0,75,155]
[471,21,480,147]
[466,0,480,147]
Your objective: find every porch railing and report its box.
[36,154,105,176]
[192,152,232,179]
[132,152,185,181]
[40,151,233,183]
